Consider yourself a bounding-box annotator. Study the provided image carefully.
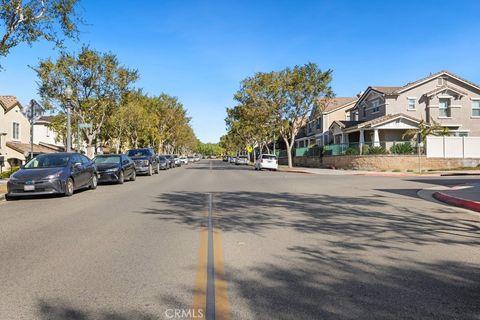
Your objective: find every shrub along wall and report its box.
[279,155,480,171]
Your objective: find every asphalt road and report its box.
[0,160,479,320]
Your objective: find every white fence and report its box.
[427,136,480,158]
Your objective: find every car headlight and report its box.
[46,171,63,179]
[105,168,118,173]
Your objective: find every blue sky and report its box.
[1,0,479,142]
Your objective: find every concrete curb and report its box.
[433,191,480,213]
[278,169,313,175]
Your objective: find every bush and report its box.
[390,142,414,154]
[366,146,387,155]
[0,166,19,179]
[344,148,359,155]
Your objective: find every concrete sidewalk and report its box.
[433,183,480,213]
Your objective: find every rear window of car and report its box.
[262,155,277,160]
[127,149,151,157]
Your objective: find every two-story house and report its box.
[295,97,357,148]
[33,116,65,151]
[0,96,56,170]
[329,71,480,150]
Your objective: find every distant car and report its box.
[255,154,278,171]
[194,155,201,162]
[158,156,169,170]
[93,154,136,184]
[188,156,195,163]
[179,156,188,165]
[172,154,181,167]
[165,155,177,168]
[126,148,160,176]
[6,152,97,199]
[222,156,228,162]
[229,156,237,164]
[235,155,249,165]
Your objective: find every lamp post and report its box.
[64,85,73,152]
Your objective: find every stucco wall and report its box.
[279,155,480,171]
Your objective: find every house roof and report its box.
[37,116,55,123]
[398,70,480,93]
[314,97,357,117]
[343,113,421,132]
[370,86,404,95]
[424,84,469,98]
[6,141,58,155]
[0,96,22,112]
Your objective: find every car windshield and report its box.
[93,156,120,164]
[127,149,151,157]
[159,157,166,161]
[24,154,70,169]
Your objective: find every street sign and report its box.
[247,146,253,153]
[78,123,92,129]
[25,99,45,123]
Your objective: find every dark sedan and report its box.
[93,154,136,184]
[158,156,169,170]
[126,148,160,176]
[6,152,97,199]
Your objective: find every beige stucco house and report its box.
[296,97,358,148]
[0,96,57,170]
[329,71,480,150]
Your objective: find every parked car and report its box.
[93,154,136,184]
[179,156,188,165]
[194,155,201,162]
[6,152,97,199]
[126,148,160,176]
[229,156,237,164]
[163,155,176,168]
[172,154,181,167]
[223,156,229,162]
[188,156,195,163]
[235,155,249,165]
[158,156,169,170]
[254,154,278,171]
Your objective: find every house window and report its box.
[362,105,367,117]
[372,100,380,113]
[316,118,322,130]
[437,77,445,86]
[407,98,416,110]
[439,98,451,117]
[12,122,20,140]
[472,100,480,117]
[46,126,50,137]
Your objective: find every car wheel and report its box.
[5,194,12,201]
[90,174,98,189]
[130,170,136,181]
[64,178,74,196]
[147,164,153,176]
[118,170,125,184]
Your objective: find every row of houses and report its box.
[296,70,480,153]
[0,96,63,170]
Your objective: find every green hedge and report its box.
[0,166,20,179]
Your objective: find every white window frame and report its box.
[407,97,416,111]
[372,100,380,113]
[472,98,480,117]
[438,98,451,118]
[12,122,20,140]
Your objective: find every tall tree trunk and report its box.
[283,137,293,168]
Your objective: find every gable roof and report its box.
[313,97,357,118]
[344,113,422,132]
[398,70,480,94]
[0,96,22,112]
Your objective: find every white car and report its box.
[179,156,189,165]
[255,154,278,171]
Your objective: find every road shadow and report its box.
[139,191,480,248]
[225,253,480,319]
[37,299,158,320]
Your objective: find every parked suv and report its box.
[126,148,160,176]
[254,154,278,171]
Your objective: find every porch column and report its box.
[359,129,365,154]
[373,129,380,147]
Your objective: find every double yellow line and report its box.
[193,194,230,320]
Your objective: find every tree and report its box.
[35,46,139,157]
[0,0,80,68]
[402,118,450,143]
[231,63,333,167]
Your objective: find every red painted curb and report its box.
[433,192,480,213]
